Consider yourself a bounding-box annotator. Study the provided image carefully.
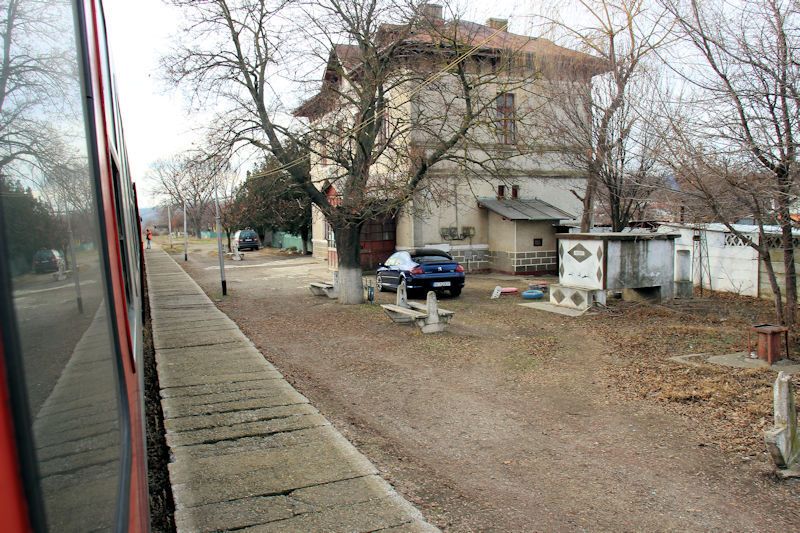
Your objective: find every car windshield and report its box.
[34,250,52,260]
[242,231,257,238]
[412,254,452,263]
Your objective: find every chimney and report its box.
[420,3,443,21]
[486,18,508,31]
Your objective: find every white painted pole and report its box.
[168,204,173,248]
[183,199,188,262]
[214,174,227,295]
[63,200,83,314]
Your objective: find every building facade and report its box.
[298,5,603,274]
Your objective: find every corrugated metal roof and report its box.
[478,198,575,221]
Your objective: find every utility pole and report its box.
[183,199,188,262]
[214,173,227,295]
[62,198,83,314]
[168,204,173,248]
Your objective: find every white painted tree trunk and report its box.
[337,265,363,304]
[333,223,364,304]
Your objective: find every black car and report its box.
[376,248,465,297]
[32,249,65,274]
[233,229,261,251]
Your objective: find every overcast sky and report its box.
[103,0,536,208]
[104,0,200,208]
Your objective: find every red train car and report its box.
[0,0,149,530]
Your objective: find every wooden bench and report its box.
[309,281,337,298]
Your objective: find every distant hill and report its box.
[139,207,162,227]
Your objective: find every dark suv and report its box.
[32,249,65,273]
[233,229,261,251]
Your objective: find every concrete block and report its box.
[549,284,606,310]
[764,372,800,478]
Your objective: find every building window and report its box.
[511,185,519,199]
[533,238,543,247]
[496,92,516,144]
[497,184,506,199]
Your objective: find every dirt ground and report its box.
[162,241,799,532]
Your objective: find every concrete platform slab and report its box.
[161,377,285,399]
[164,403,316,432]
[670,352,800,373]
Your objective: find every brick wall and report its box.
[488,250,557,274]
[449,248,490,272]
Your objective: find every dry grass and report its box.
[586,295,800,456]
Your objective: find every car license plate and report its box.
[433,281,451,287]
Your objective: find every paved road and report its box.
[12,263,104,415]
[146,248,436,532]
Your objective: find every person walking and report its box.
[146,228,152,250]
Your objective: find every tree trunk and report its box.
[761,249,785,326]
[225,230,232,253]
[581,172,596,232]
[780,216,797,330]
[301,230,309,254]
[333,223,364,304]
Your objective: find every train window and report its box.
[0,0,123,530]
[112,160,134,310]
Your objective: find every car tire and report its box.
[449,287,462,297]
[376,273,386,292]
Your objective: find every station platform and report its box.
[145,249,435,532]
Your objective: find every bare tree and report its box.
[535,0,672,231]
[659,0,800,328]
[164,0,561,303]
[149,155,216,238]
[0,0,75,177]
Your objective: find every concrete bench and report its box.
[381,281,453,333]
[381,304,428,323]
[407,301,455,319]
[309,281,337,298]
[52,269,72,281]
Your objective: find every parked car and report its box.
[233,229,261,251]
[32,249,65,274]
[376,248,465,297]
